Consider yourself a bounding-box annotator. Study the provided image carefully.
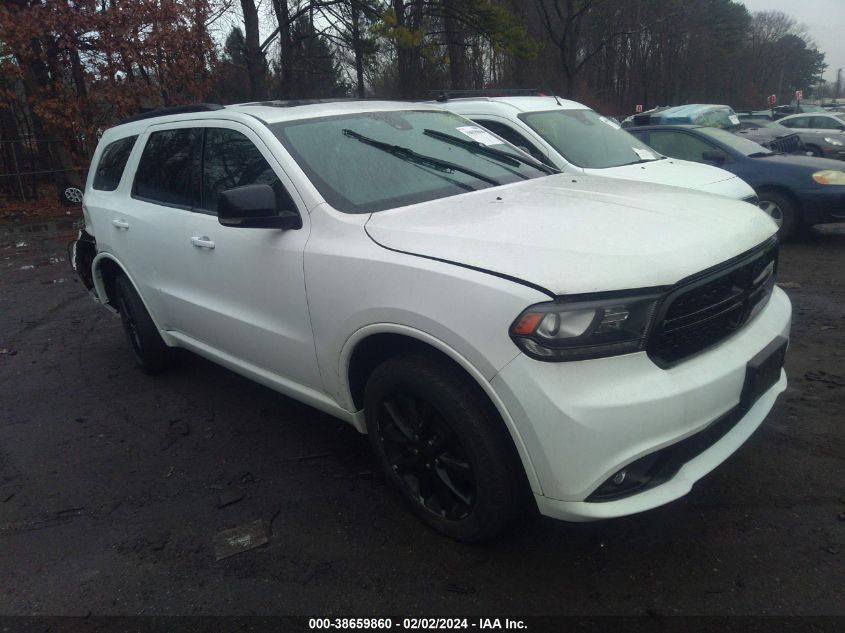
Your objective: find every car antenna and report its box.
[547,89,562,106]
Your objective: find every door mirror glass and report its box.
[702,149,727,164]
[217,184,301,229]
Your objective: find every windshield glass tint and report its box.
[519,109,659,168]
[698,126,770,155]
[269,110,548,213]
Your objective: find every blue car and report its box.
[628,124,845,238]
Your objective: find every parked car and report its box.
[72,101,790,541]
[625,104,742,130]
[432,95,757,202]
[771,103,828,119]
[733,119,805,155]
[628,124,845,238]
[777,112,845,160]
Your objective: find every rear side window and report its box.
[92,136,137,191]
[133,128,200,207]
[201,128,295,214]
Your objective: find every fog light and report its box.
[611,470,627,485]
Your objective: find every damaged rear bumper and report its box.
[68,229,97,296]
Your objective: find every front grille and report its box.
[648,240,778,366]
[767,133,802,154]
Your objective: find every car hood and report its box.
[584,158,752,199]
[748,152,845,172]
[365,174,777,295]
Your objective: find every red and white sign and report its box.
[767,94,777,106]
[635,104,643,113]
[795,90,803,101]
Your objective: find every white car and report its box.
[434,95,758,202]
[777,112,845,160]
[72,100,791,541]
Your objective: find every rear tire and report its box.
[114,275,172,374]
[757,191,798,240]
[364,354,525,542]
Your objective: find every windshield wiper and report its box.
[342,129,501,186]
[422,128,559,175]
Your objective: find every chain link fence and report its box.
[0,139,84,203]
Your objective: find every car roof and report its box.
[430,95,589,114]
[103,100,444,139]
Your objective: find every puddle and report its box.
[1,219,80,250]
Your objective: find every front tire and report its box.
[364,354,525,542]
[114,275,172,374]
[758,191,798,240]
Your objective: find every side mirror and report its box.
[702,149,727,164]
[217,184,301,230]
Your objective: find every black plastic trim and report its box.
[119,103,223,125]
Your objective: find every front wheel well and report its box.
[756,186,803,221]
[347,334,463,411]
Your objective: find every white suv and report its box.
[435,95,758,202]
[72,100,791,541]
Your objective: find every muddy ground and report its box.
[0,215,843,617]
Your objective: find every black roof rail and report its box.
[237,98,358,108]
[118,103,224,125]
[429,89,543,102]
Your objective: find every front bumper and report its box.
[491,286,792,521]
[794,187,845,224]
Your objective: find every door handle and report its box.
[112,219,130,230]
[190,236,215,249]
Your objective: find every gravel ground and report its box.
[0,216,843,617]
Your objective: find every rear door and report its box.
[181,122,321,389]
[121,125,202,328]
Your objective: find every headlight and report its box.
[812,170,845,185]
[510,292,662,361]
[823,137,843,146]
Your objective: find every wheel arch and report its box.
[91,253,169,336]
[340,325,542,494]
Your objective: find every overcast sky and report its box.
[738,0,844,81]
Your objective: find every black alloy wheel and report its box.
[364,354,526,541]
[377,392,476,520]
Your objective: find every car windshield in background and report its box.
[269,110,549,213]
[698,126,772,156]
[518,109,662,169]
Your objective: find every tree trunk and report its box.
[241,0,265,99]
[272,0,294,98]
[443,0,466,90]
[351,0,366,98]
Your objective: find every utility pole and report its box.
[836,68,842,100]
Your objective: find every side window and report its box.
[782,117,808,129]
[811,116,841,130]
[473,119,551,166]
[648,131,715,163]
[201,128,296,214]
[92,136,138,191]
[133,128,200,207]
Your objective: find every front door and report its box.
[181,123,321,390]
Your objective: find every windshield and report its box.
[698,126,771,156]
[269,110,548,213]
[518,109,661,169]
